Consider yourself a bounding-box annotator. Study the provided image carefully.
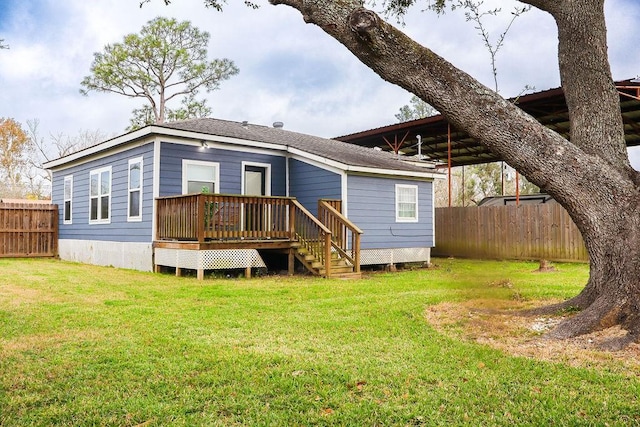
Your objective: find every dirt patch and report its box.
[425,299,640,376]
[0,284,58,306]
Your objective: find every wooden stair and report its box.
[293,244,361,279]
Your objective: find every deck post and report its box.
[245,266,252,278]
[197,194,205,242]
[197,268,204,280]
[324,232,332,277]
[354,234,361,273]
[288,248,295,275]
[288,201,296,239]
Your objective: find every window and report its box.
[89,166,111,223]
[128,157,143,221]
[182,160,219,194]
[63,175,73,224]
[396,184,418,222]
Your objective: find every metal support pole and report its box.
[516,171,520,206]
[447,124,452,208]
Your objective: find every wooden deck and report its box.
[154,194,362,279]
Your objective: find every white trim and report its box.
[44,134,156,170]
[285,154,290,197]
[63,175,73,224]
[241,161,272,196]
[45,127,442,180]
[127,157,143,222]
[395,184,419,223]
[182,159,220,194]
[341,171,348,217]
[153,135,289,158]
[287,147,442,180]
[89,166,112,224]
[153,127,287,152]
[152,138,161,241]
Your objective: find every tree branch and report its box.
[269,0,635,234]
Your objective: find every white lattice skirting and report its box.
[155,248,266,271]
[360,247,431,265]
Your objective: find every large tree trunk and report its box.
[271,0,640,348]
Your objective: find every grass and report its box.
[1,257,638,426]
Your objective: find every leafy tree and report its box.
[127,94,212,131]
[0,118,30,198]
[80,17,238,127]
[395,95,437,122]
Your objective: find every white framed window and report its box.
[89,166,111,224]
[128,157,143,221]
[396,184,418,222]
[182,159,220,194]
[63,175,73,224]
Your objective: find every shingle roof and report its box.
[157,118,436,174]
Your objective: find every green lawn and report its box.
[1,257,638,426]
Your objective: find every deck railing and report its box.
[290,199,333,275]
[155,193,361,276]
[318,200,363,273]
[156,193,293,241]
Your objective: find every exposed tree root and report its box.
[544,297,616,339]
[597,332,638,352]
[540,296,640,350]
[425,299,640,367]
[520,291,593,317]
[512,280,640,351]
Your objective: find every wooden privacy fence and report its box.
[433,203,588,262]
[0,203,58,258]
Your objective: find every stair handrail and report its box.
[290,199,333,276]
[318,200,363,273]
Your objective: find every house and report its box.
[44,118,442,278]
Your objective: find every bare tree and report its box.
[27,119,107,197]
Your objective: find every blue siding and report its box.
[159,142,286,196]
[289,159,341,215]
[51,144,155,242]
[347,175,434,249]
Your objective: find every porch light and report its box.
[201,141,209,149]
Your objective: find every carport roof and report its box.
[336,78,640,167]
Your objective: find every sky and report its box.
[0,0,638,160]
